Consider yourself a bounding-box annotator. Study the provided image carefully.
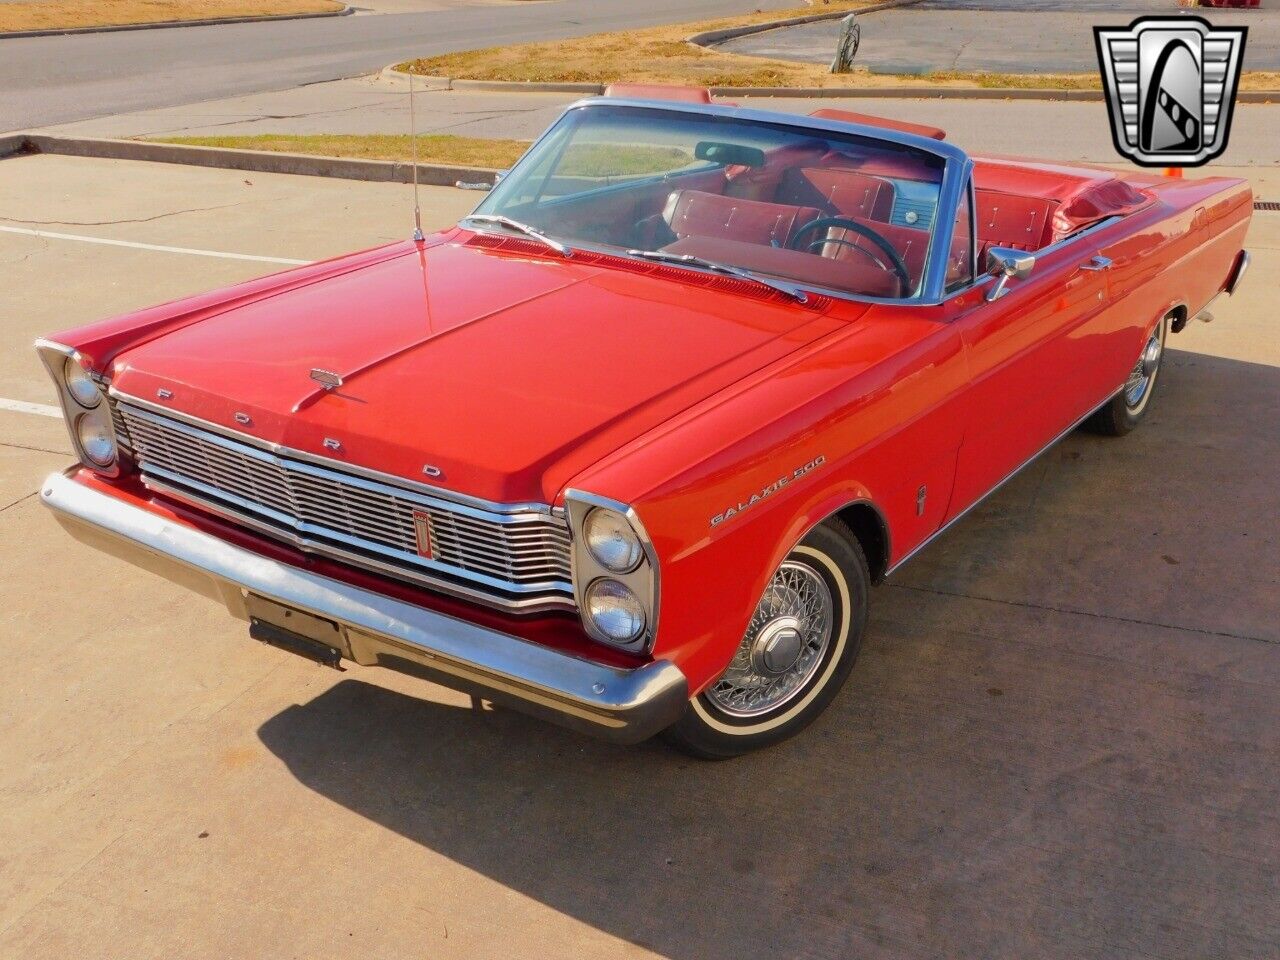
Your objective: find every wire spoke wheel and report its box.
[704,560,834,718]
[1125,319,1166,410]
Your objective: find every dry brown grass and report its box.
[399,3,1279,92]
[0,0,343,33]
[151,134,531,169]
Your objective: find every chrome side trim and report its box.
[111,389,556,517]
[885,381,1125,575]
[40,470,687,743]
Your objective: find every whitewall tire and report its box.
[662,520,870,759]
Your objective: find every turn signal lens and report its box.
[583,507,644,573]
[585,578,646,644]
[64,356,101,408]
[75,410,116,467]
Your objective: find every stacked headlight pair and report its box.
[36,341,121,474]
[567,493,657,651]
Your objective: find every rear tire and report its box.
[662,521,869,759]
[1084,315,1168,436]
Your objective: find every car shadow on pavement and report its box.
[257,348,1280,959]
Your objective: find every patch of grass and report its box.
[151,134,533,170]
[0,0,342,33]
[398,3,1279,92]
[400,2,885,89]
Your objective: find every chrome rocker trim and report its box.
[40,470,689,744]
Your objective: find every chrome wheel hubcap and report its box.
[705,560,834,718]
[1125,322,1164,409]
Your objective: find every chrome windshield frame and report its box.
[468,97,973,306]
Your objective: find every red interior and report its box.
[534,138,1153,297]
[971,157,1153,259]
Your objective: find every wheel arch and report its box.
[834,500,891,582]
[763,485,893,592]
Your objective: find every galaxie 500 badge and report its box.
[711,456,826,528]
[1095,16,1247,168]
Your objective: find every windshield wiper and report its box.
[461,215,573,257]
[625,249,809,303]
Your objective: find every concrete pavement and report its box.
[31,75,1280,169]
[1,149,1278,959]
[718,0,1280,74]
[0,0,794,133]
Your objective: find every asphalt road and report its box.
[0,0,791,133]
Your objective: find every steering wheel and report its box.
[789,216,911,296]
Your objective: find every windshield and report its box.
[471,103,949,300]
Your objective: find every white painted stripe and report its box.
[0,397,62,418]
[0,225,311,265]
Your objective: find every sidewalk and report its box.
[31,73,1280,166]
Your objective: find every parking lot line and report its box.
[0,225,311,265]
[0,397,61,418]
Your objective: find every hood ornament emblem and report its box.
[310,368,343,391]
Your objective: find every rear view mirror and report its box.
[985,246,1036,301]
[694,141,765,168]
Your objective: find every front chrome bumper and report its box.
[40,471,688,744]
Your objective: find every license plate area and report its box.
[245,594,346,670]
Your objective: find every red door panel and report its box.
[946,245,1112,516]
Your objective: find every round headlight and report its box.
[584,508,643,573]
[75,411,117,467]
[64,357,101,409]
[585,578,646,645]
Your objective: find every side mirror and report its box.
[985,246,1035,301]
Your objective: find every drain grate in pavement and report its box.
[1255,201,1280,211]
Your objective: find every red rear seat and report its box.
[663,190,822,248]
[974,188,1056,258]
[776,167,895,222]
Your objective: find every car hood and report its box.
[111,236,851,503]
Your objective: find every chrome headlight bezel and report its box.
[74,408,117,466]
[583,506,644,573]
[565,490,658,653]
[35,338,124,477]
[63,355,102,409]
[583,577,647,644]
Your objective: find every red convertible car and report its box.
[38,97,1251,757]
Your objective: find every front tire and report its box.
[1084,314,1169,436]
[662,521,869,759]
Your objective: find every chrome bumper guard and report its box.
[41,471,688,744]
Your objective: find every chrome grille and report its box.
[116,401,573,610]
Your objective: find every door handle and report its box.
[1079,255,1112,272]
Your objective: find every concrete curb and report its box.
[0,3,352,40]
[2,134,500,187]
[383,68,1278,103]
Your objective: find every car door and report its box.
[944,231,1119,518]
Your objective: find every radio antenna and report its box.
[408,68,424,242]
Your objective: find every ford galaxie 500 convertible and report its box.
[38,97,1251,757]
